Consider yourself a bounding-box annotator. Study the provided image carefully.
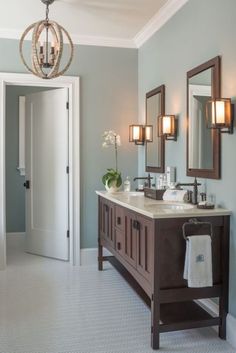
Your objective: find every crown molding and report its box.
[72,34,136,49]
[0,1,189,49]
[0,28,136,49]
[134,0,189,48]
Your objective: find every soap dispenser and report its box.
[124,176,131,192]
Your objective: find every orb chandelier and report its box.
[19,0,74,79]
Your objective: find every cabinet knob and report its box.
[117,242,121,250]
[117,216,121,225]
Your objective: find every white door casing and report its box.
[25,89,69,260]
[0,73,80,269]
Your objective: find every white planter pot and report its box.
[105,180,120,193]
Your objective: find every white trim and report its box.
[227,313,236,348]
[0,28,136,49]
[0,72,80,269]
[72,34,136,49]
[17,96,26,176]
[6,232,25,237]
[134,0,189,48]
[198,299,236,349]
[0,1,189,49]
[80,248,112,266]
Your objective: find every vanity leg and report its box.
[219,296,227,339]
[219,216,230,339]
[98,241,103,271]
[151,294,160,349]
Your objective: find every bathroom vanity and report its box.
[96,191,230,350]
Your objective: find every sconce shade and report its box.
[206,98,234,134]
[158,115,177,141]
[129,125,144,145]
[129,124,153,145]
[145,125,153,142]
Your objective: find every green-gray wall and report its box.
[138,0,236,318]
[1,39,138,248]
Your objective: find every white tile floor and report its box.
[0,239,235,353]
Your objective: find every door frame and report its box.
[0,72,80,269]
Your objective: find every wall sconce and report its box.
[129,125,153,145]
[158,115,177,141]
[206,98,234,134]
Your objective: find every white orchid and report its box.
[102,130,121,147]
[102,130,121,172]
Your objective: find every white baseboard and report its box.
[6,232,25,237]
[6,232,25,247]
[227,313,236,348]
[80,247,112,266]
[199,298,236,349]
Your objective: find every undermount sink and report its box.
[118,191,144,197]
[146,203,195,211]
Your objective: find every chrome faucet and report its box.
[175,177,201,205]
[133,173,153,189]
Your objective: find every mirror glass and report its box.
[188,69,213,169]
[187,57,221,179]
[146,86,165,173]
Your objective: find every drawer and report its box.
[115,205,125,231]
[115,229,124,257]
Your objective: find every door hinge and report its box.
[67,230,70,238]
[66,102,69,110]
[66,166,69,174]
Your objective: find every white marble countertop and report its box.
[96,191,231,219]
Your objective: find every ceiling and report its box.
[0,0,188,47]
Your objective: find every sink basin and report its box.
[146,203,195,211]
[117,191,144,197]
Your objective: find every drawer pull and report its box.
[117,216,121,225]
[117,242,121,250]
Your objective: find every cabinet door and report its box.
[123,210,137,268]
[100,199,115,248]
[136,215,154,282]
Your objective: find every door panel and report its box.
[123,210,137,268]
[136,216,154,282]
[25,88,69,260]
[100,199,115,248]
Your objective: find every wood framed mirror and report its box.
[187,56,221,179]
[146,85,165,173]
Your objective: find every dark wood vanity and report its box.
[97,193,230,350]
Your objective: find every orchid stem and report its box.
[115,135,118,172]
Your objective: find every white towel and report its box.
[163,189,188,202]
[184,235,213,288]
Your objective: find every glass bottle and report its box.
[124,176,131,192]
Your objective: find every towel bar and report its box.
[182,218,213,240]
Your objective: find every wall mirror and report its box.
[187,56,221,179]
[146,85,165,173]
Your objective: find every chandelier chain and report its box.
[45,4,50,22]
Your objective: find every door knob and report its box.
[23,180,30,189]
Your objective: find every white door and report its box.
[25,88,69,261]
